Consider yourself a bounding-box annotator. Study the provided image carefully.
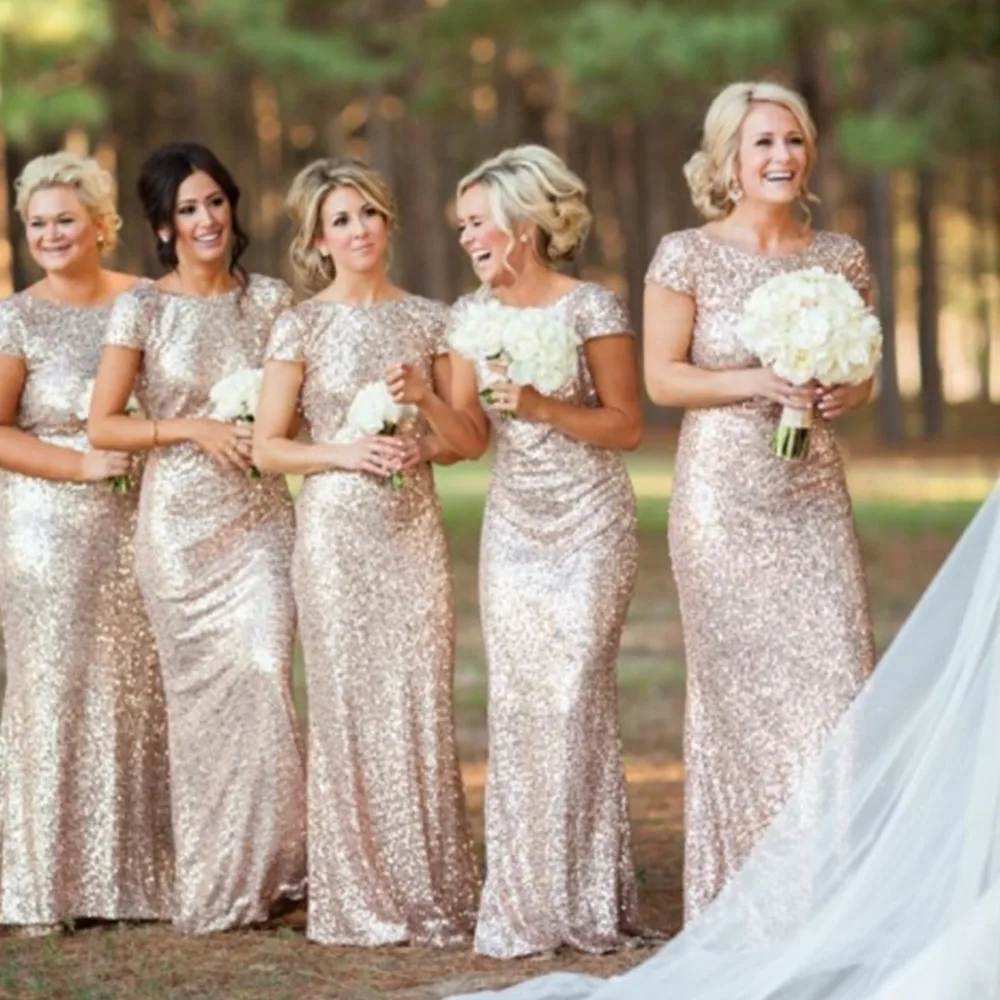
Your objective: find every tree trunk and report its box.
[792,22,837,227]
[3,141,31,291]
[915,167,943,438]
[866,170,904,444]
[968,160,991,401]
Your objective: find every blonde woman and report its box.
[88,142,306,933]
[0,153,171,932]
[390,145,643,958]
[642,82,875,920]
[253,157,477,947]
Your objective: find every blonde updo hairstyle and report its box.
[286,157,397,294]
[683,81,819,220]
[14,152,122,254]
[458,145,592,270]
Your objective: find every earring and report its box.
[519,234,529,244]
[96,234,106,249]
[729,180,744,205]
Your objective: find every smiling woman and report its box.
[86,142,308,935]
[0,152,172,934]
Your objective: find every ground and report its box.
[0,437,996,1000]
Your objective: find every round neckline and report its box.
[312,293,412,310]
[154,277,247,301]
[486,282,583,310]
[19,290,116,313]
[695,227,820,261]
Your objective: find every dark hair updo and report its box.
[137,141,249,286]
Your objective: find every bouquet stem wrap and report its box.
[773,404,814,460]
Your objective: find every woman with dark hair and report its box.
[88,142,306,934]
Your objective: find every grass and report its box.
[0,447,997,999]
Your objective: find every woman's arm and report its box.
[486,335,644,451]
[88,346,254,472]
[643,283,815,411]
[0,355,129,482]
[394,354,465,471]
[252,359,404,477]
[387,352,490,461]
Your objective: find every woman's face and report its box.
[25,185,103,277]
[314,184,389,277]
[457,183,532,287]
[164,169,233,268]
[735,101,810,209]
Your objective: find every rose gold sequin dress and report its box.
[0,292,172,927]
[104,277,306,934]
[463,282,641,958]
[266,295,477,947]
[646,229,876,921]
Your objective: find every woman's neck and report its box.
[36,266,109,307]
[164,261,236,298]
[718,202,809,253]
[322,269,400,306]
[490,260,569,308]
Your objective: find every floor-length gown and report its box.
[0,292,172,927]
[103,278,306,933]
[653,229,875,919]
[465,282,641,958]
[266,295,477,946]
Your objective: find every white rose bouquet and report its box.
[77,379,140,493]
[342,380,417,490]
[449,299,579,416]
[735,267,883,460]
[209,368,263,479]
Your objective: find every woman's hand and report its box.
[78,449,132,483]
[188,418,254,472]
[483,380,546,421]
[335,435,407,477]
[386,363,430,407]
[744,368,817,410]
[817,383,870,420]
[393,434,426,473]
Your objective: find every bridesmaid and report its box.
[0,153,172,932]
[643,81,875,920]
[391,145,643,958]
[253,157,477,946]
[87,142,307,934]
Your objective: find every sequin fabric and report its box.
[0,292,173,926]
[104,277,306,933]
[266,295,478,946]
[646,228,876,921]
[462,282,641,958]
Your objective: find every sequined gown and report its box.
[461,282,640,958]
[646,229,875,921]
[266,295,477,946]
[104,277,306,934]
[0,292,172,927]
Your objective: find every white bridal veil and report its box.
[454,481,1000,1000]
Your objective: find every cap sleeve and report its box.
[423,299,452,357]
[645,231,696,295]
[576,283,633,341]
[251,275,295,324]
[841,237,873,297]
[104,285,156,351]
[445,294,475,354]
[0,299,27,359]
[266,307,309,363]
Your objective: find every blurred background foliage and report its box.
[3,0,998,440]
